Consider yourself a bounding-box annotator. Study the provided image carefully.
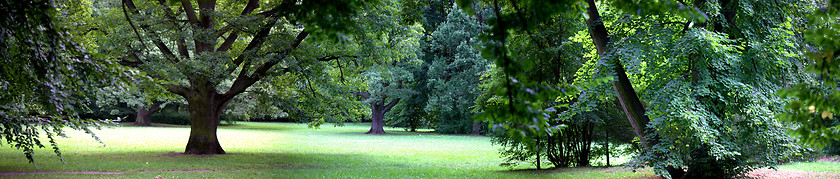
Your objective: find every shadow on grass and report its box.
[218,122,305,131]
[0,151,401,174]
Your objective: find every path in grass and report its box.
[0,122,652,178]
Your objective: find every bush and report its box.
[825,140,840,156]
[150,111,191,125]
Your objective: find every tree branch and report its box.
[121,0,148,50]
[223,30,310,101]
[215,0,262,51]
[241,0,260,15]
[352,92,371,99]
[155,0,190,59]
[316,55,359,61]
[123,0,179,62]
[167,84,190,96]
[384,98,401,112]
[179,0,199,25]
[225,18,279,72]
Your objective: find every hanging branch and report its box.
[121,0,148,50]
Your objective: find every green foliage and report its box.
[363,66,417,104]
[388,0,454,132]
[603,1,812,177]
[467,0,812,177]
[779,0,840,148]
[424,4,490,134]
[0,0,121,164]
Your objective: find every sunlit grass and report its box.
[0,122,656,178]
[777,161,840,173]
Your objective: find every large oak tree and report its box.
[112,0,366,154]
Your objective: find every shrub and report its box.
[150,112,190,125]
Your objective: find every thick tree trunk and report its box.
[353,92,400,135]
[134,105,160,126]
[367,106,387,134]
[135,107,152,126]
[182,80,230,155]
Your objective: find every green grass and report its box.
[0,122,653,178]
[777,161,840,173]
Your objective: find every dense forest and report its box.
[2,0,840,178]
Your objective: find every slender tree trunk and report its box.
[536,136,541,170]
[584,0,650,148]
[584,0,684,177]
[605,129,610,167]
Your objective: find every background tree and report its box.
[387,0,454,132]
[345,0,423,134]
[463,0,811,177]
[354,67,416,134]
[425,4,490,135]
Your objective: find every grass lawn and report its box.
[0,122,652,178]
[0,122,835,178]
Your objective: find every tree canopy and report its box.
[2,0,839,177]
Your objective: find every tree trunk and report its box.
[135,107,152,126]
[353,92,400,135]
[367,104,387,134]
[470,120,481,135]
[584,0,686,177]
[182,81,229,155]
[584,0,650,148]
[134,105,160,126]
[605,130,610,167]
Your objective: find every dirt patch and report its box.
[818,155,840,163]
[116,123,187,128]
[747,169,839,179]
[157,152,242,157]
